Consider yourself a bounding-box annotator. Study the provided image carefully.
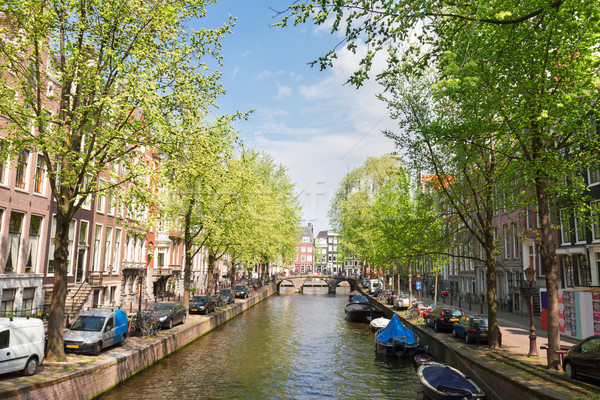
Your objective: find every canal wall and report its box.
[0,283,277,400]
[369,296,566,400]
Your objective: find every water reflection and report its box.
[100,286,424,399]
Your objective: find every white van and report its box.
[0,317,45,376]
[368,279,381,294]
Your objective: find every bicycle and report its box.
[131,309,161,337]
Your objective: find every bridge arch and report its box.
[276,275,359,294]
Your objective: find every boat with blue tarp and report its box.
[417,363,486,399]
[375,314,421,357]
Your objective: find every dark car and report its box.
[425,306,464,332]
[148,302,186,329]
[452,315,501,345]
[234,285,250,299]
[189,296,216,315]
[218,289,235,305]
[563,335,600,381]
[386,291,398,305]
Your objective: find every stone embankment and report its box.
[370,294,600,400]
[0,283,276,400]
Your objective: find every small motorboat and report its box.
[345,302,385,323]
[375,314,422,357]
[370,317,389,333]
[348,290,363,301]
[414,354,435,366]
[417,363,485,399]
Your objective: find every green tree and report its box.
[0,0,231,361]
[280,0,600,368]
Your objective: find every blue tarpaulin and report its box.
[376,314,417,344]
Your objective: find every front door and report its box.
[92,290,100,308]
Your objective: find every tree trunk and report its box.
[182,205,193,309]
[485,248,500,349]
[45,213,71,361]
[206,251,216,295]
[535,175,561,370]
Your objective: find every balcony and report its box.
[121,261,146,270]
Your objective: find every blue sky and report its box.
[198,0,397,232]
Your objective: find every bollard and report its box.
[459,298,461,309]
[480,301,483,314]
[145,299,148,309]
[129,302,132,313]
[127,320,131,338]
[450,296,453,306]
[469,297,472,311]
[65,314,70,328]
[178,294,180,302]
[476,330,481,347]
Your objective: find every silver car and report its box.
[64,308,128,355]
[393,293,410,310]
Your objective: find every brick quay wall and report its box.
[0,283,277,400]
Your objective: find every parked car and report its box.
[425,306,464,332]
[386,291,398,305]
[0,317,45,376]
[452,315,502,345]
[218,289,235,305]
[189,296,216,315]
[393,293,410,310]
[148,302,186,329]
[563,335,600,381]
[64,308,128,355]
[234,285,250,299]
[368,280,381,295]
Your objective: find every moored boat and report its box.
[375,314,421,357]
[345,302,385,323]
[414,354,435,366]
[370,317,390,333]
[417,363,486,400]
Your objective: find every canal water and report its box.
[100,286,425,399]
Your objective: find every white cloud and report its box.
[275,83,293,99]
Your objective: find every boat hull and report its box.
[375,338,419,357]
[345,303,384,323]
[417,364,485,400]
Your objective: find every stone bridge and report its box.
[276,275,359,294]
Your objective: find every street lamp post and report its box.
[524,267,538,357]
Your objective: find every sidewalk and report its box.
[414,294,580,365]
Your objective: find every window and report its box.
[15,150,29,190]
[589,167,600,186]
[157,251,165,268]
[96,193,105,213]
[0,140,7,185]
[26,215,42,272]
[575,211,587,243]
[504,225,510,258]
[512,223,519,258]
[47,217,76,274]
[33,154,45,193]
[560,209,571,245]
[92,225,103,271]
[301,255,306,262]
[0,330,9,349]
[79,220,89,245]
[592,202,600,241]
[1,289,16,314]
[104,226,113,272]
[113,228,122,273]
[21,287,35,312]
[6,212,24,272]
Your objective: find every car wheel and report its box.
[23,356,38,376]
[465,334,471,344]
[119,333,126,346]
[168,319,173,329]
[93,342,102,356]
[181,315,186,325]
[452,329,457,338]
[564,362,577,379]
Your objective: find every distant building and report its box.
[294,224,314,274]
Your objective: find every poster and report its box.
[593,293,600,336]
[562,291,577,337]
